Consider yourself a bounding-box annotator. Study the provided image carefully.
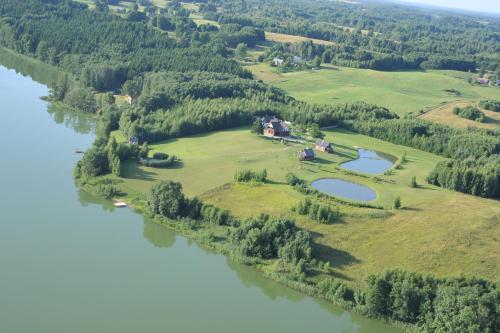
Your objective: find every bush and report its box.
[95,184,117,199]
[479,99,500,112]
[393,196,402,209]
[148,180,186,219]
[453,106,485,122]
[409,176,417,188]
[234,169,267,182]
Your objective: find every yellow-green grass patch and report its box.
[265,31,335,46]
[420,100,500,129]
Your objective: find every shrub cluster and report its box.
[479,99,500,112]
[453,105,485,122]
[296,198,341,224]
[234,169,267,183]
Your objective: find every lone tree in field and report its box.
[409,176,417,188]
[148,180,186,219]
[393,196,402,209]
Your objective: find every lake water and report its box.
[0,55,400,332]
[311,178,377,202]
[341,149,395,175]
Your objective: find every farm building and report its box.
[314,140,333,153]
[298,148,315,161]
[262,116,291,137]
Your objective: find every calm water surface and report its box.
[311,178,377,202]
[0,58,400,333]
[341,149,395,175]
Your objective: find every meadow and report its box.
[249,63,500,116]
[109,128,500,284]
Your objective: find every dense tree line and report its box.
[427,156,500,198]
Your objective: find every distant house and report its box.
[261,115,291,137]
[264,120,291,137]
[129,136,139,145]
[496,79,500,86]
[477,78,490,85]
[298,148,315,161]
[272,57,284,66]
[314,139,333,153]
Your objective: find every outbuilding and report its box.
[298,148,315,161]
[314,139,333,153]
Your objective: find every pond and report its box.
[311,178,377,202]
[341,149,395,175]
[0,53,400,333]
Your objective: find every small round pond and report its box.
[311,178,377,202]
[341,149,395,175]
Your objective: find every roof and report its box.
[300,148,315,157]
[315,140,331,148]
[269,120,290,133]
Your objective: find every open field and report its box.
[108,128,500,283]
[265,32,335,46]
[419,101,500,129]
[249,63,500,116]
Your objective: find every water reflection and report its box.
[47,103,95,134]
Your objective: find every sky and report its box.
[400,0,500,14]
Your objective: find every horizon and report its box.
[397,0,500,15]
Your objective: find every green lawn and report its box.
[108,128,500,284]
[249,64,500,116]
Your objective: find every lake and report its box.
[341,149,395,175]
[0,54,400,332]
[311,178,377,202]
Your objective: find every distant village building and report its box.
[314,139,333,153]
[298,148,315,161]
[477,78,490,85]
[261,115,291,137]
[128,136,139,145]
[496,79,500,86]
[272,57,284,66]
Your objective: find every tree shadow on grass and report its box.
[313,243,361,271]
[123,167,158,181]
[314,157,335,165]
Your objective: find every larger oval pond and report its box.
[341,149,395,175]
[0,53,400,332]
[312,178,377,202]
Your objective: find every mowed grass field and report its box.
[420,100,500,129]
[109,128,500,283]
[249,63,500,116]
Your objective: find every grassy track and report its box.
[108,128,500,284]
[249,64,500,116]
